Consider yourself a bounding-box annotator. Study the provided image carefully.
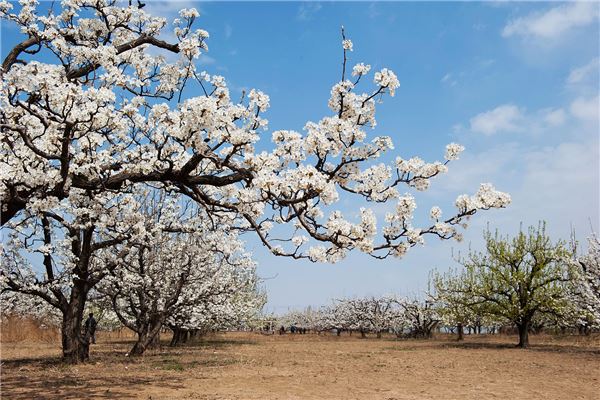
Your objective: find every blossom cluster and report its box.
[277,295,440,338]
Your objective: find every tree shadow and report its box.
[170,337,258,350]
[438,340,600,355]
[0,373,185,399]
[440,341,517,350]
[0,346,188,399]
[196,337,257,346]
[0,334,263,399]
[1,347,148,368]
[1,355,67,369]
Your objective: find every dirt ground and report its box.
[1,332,599,400]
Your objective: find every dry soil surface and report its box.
[1,332,599,400]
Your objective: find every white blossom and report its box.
[430,206,442,221]
[352,63,371,77]
[445,143,465,161]
[179,8,199,19]
[342,39,353,51]
[374,68,400,96]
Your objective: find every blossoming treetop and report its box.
[1,0,510,262]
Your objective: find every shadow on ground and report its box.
[0,335,257,399]
[419,338,600,355]
[0,373,184,400]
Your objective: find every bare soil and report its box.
[1,332,599,400]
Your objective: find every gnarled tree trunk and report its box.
[170,326,183,346]
[129,318,163,356]
[61,282,89,363]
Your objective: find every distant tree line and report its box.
[276,224,600,348]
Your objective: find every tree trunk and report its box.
[129,320,163,356]
[61,283,88,363]
[457,323,464,341]
[148,330,161,349]
[517,321,530,348]
[360,330,366,338]
[376,331,382,339]
[170,327,182,347]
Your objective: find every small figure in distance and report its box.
[84,313,98,344]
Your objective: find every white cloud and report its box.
[570,95,600,122]
[452,123,464,134]
[297,2,322,21]
[567,57,600,85]
[473,22,486,31]
[502,2,598,39]
[436,138,598,238]
[201,55,216,65]
[469,104,569,136]
[513,139,599,239]
[454,98,598,238]
[441,73,457,86]
[470,104,523,135]
[368,3,381,20]
[144,1,185,20]
[433,142,520,194]
[542,108,567,127]
[479,59,496,68]
[522,141,598,194]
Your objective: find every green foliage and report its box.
[432,268,476,326]
[434,222,575,346]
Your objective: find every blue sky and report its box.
[2,1,599,313]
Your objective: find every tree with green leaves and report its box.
[437,223,574,348]
[431,268,482,341]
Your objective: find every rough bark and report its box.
[517,321,530,348]
[169,327,182,346]
[61,283,89,363]
[129,320,163,356]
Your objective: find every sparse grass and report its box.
[154,359,185,371]
[384,345,417,351]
